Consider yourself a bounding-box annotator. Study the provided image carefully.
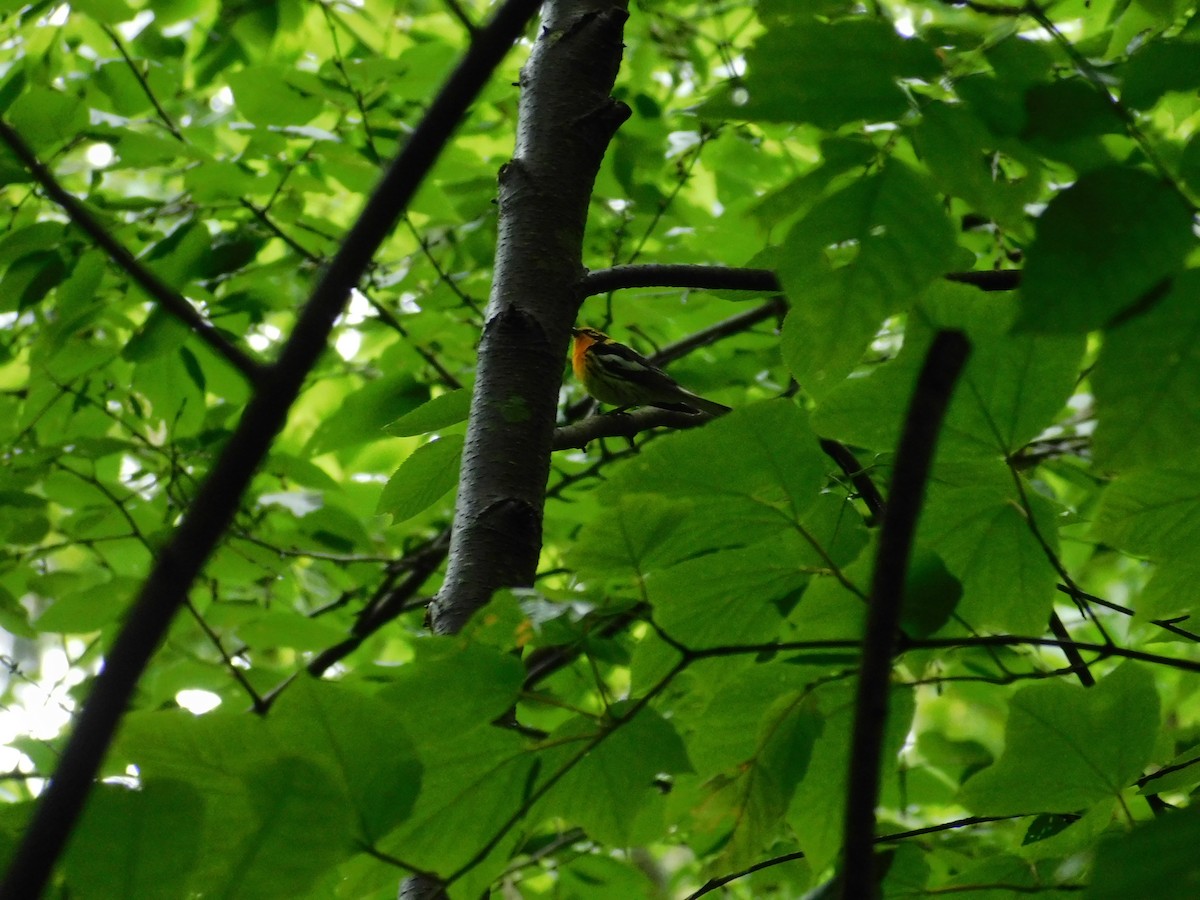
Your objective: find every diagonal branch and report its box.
[841,330,971,899]
[0,2,544,895]
[0,119,266,386]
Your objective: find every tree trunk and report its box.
[430,0,630,635]
[405,2,629,895]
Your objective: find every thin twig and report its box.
[685,815,1021,899]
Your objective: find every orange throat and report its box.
[571,334,597,381]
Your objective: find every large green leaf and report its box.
[1087,806,1200,899]
[959,663,1159,815]
[814,284,1085,459]
[1092,270,1200,470]
[63,780,205,900]
[268,678,422,843]
[604,400,828,534]
[780,161,957,393]
[1018,167,1193,333]
[787,683,915,872]
[702,692,821,872]
[540,703,691,845]
[701,18,940,127]
[212,756,355,899]
[913,101,1041,233]
[1093,466,1200,561]
[918,461,1061,635]
[648,533,813,648]
[307,373,428,456]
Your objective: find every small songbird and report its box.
[570,326,731,417]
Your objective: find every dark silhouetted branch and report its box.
[841,330,971,900]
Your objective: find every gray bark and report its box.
[431,0,631,635]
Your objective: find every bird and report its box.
[570,326,731,417]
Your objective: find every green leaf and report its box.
[705,693,821,871]
[0,250,68,313]
[649,533,812,647]
[788,683,915,872]
[1087,805,1200,899]
[1137,743,1200,796]
[307,372,427,455]
[183,160,261,202]
[780,161,957,393]
[123,307,191,362]
[1093,466,1200,561]
[73,0,134,23]
[1018,167,1193,333]
[901,548,962,638]
[227,66,324,126]
[570,494,697,584]
[63,780,205,900]
[1022,79,1125,143]
[1092,270,1200,470]
[959,663,1159,815]
[33,575,127,633]
[377,725,533,885]
[139,220,214,291]
[918,461,1060,635]
[557,855,658,898]
[1138,557,1200,621]
[377,639,525,737]
[6,87,88,150]
[376,434,463,522]
[384,388,471,436]
[814,284,1085,459]
[268,678,422,842]
[913,101,1040,233]
[234,610,345,651]
[1121,39,1200,109]
[701,19,940,127]
[605,400,828,536]
[212,756,354,899]
[542,704,691,845]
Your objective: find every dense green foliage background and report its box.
[2,0,1200,896]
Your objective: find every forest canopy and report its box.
[2,0,1200,897]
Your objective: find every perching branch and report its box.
[553,406,714,449]
[841,330,971,900]
[0,1,544,894]
[0,119,265,386]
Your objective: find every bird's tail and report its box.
[654,393,731,417]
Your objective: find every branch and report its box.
[842,330,971,900]
[685,815,1021,899]
[552,407,716,449]
[0,1,544,894]
[580,263,779,296]
[1057,584,1200,643]
[819,438,886,520]
[0,119,265,386]
[579,264,1020,298]
[652,297,787,366]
